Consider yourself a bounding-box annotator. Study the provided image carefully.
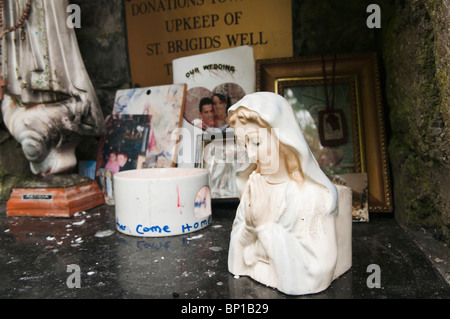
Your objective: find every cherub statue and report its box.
[1,0,105,175]
[227,92,352,295]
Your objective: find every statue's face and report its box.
[233,120,280,175]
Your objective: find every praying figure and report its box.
[227,92,352,295]
[1,0,105,175]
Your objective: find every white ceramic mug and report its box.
[114,168,211,237]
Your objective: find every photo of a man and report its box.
[193,97,215,130]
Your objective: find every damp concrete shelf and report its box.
[0,202,448,299]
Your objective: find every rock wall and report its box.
[71,0,131,162]
[382,0,449,242]
[293,0,449,242]
[0,118,31,201]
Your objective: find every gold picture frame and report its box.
[256,53,392,212]
[279,76,362,175]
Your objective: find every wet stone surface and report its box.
[0,202,449,299]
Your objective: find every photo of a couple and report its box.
[184,83,245,134]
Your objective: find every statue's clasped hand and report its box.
[244,172,272,229]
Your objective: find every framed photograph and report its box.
[256,53,392,212]
[112,84,186,168]
[332,173,370,222]
[173,47,255,201]
[97,114,152,175]
[95,114,152,204]
[318,108,348,147]
[278,76,362,175]
[98,168,115,205]
[201,135,247,199]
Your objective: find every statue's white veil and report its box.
[228,92,338,215]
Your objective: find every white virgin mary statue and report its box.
[227,92,352,295]
[1,0,105,175]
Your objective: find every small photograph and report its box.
[201,135,248,199]
[332,173,369,222]
[97,114,152,175]
[113,84,186,168]
[284,78,358,176]
[184,83,246,198]
[172,46,256,199]
[98,168,115,205]
[184,83,245,134]
[318,109,348,147]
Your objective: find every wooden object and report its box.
[6,175,105,217]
